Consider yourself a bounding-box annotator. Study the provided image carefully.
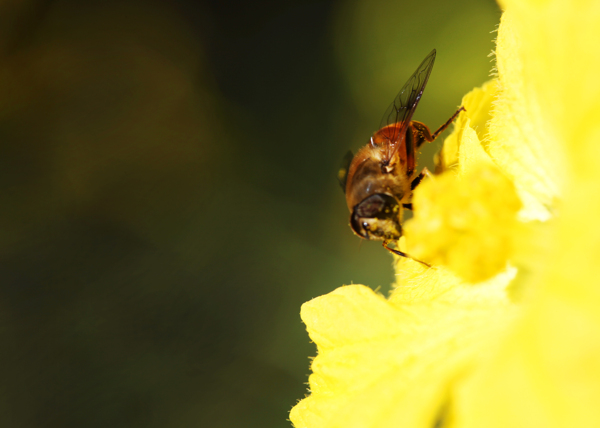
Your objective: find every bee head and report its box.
[350,193,402,241]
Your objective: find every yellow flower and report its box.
[291,1,600,427]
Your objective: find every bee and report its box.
[338,49,464,263]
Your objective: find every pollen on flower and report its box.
[404,164,521,283]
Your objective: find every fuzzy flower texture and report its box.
[290,1,600,427]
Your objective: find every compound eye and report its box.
[349,210,368,239]
[355,194,399,219]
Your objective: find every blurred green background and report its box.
[0,0,500,426]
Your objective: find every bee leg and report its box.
[430,106,465,140]
[382,241,432,268]
[411,106,466,148]
[410,122,433,149]
[403,168,433,210]
[410,167,433,190]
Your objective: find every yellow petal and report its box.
[438,80,498,172]
[465,80,497,146]
[457,118,494,174]
[290,277,517,428]
[486,11,563,221]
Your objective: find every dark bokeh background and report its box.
[0,0,500,426]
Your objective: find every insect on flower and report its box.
[338,49,464,264]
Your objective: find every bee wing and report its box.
[337,150,354,193]
[378,49,436,161]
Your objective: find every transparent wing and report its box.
[378,49,436,145]
[337,150,354,192]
